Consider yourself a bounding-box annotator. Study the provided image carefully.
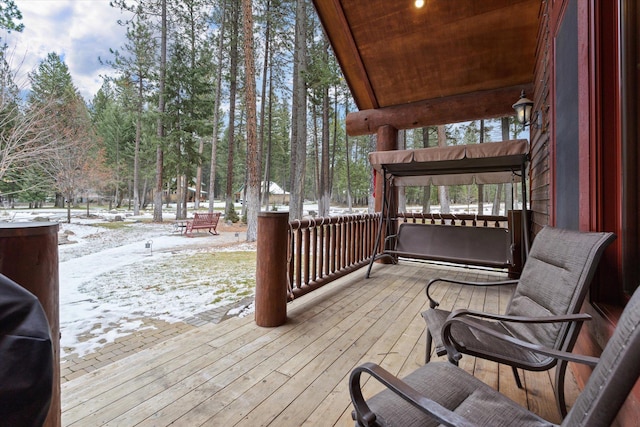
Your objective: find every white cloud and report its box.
[5,0,130,102]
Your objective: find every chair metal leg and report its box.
[425,329,433,364]
[555,359,569,417]
[512,366,523,389]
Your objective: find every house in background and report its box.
[235,181,290,205]
[313,0,639,424]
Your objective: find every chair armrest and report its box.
[349,362,477,427]
[383,233,398,247]
[441,314,599,366]
[425,278,519,308]
[447,308,592,324]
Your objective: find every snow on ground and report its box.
[9,207,257,358]
[5,201,512,358]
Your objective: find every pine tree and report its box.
[107,11,158,215]
[91,80,136,208]
[164,0,214,217]
[0,0,23,34]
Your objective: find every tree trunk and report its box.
[242,0,259,241]
[66,196,71,223]
[368,133,376,213]
[133,93,141,216]
[141,178,148,208]
[422,127,431,213]
[289,0,307,220]
[225,0,239,221]
[260,0,271,210]
[195,136,204,209]
[153,0,166,223]
[176,171,183,218]
[318,75,331,217]
[209,0,227,214]
[493,117,511,215]
[263,69,274,209]
[182,174,188,215]
[397,129,406,213]
[191,3,202,211]
[437,125,450,213]
[345,99,353,212]
[313,106,320,207]
[477,119,484,215]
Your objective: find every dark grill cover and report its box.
[0,274,53,427]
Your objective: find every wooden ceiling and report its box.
[313,0,540,132]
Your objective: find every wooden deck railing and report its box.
[255,211,521,327]
[287,213,380,298]
[397,212,508,228]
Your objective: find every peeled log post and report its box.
[255,212,289,327]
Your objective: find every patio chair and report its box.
[350,286,640,427]
[0,274,53,426]
[421,226,615,416]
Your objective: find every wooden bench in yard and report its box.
[185,212,221,236]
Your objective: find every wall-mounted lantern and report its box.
[512,90,534,127]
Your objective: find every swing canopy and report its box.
[369,139,529,186]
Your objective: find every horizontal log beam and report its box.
[346,84,533,136]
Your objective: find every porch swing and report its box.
[365,139,530,278]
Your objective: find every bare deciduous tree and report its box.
[40,99,105,223]
[0,100,57,181]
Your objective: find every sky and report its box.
[3,0,131,101]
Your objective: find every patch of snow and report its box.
[41,209,257,358]
[227,301,255,318]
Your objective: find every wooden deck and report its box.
[62,261,578,426]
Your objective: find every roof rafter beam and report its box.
[346,84,533,136]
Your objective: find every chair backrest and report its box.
[504,226,615,348]
[561,287,640,426]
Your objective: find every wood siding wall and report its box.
[531,1,640,424]
[529,0,551,235]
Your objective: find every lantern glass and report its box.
[512,91,534,126]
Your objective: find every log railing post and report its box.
[255,212,289,327]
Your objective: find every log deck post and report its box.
[255,212,289,327]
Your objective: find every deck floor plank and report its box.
[238,269,424,425]
[62,262,574,426]
[275,268,430,425]
[115,269,394,426]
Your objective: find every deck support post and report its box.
[374,125,398,265]
[255,212,289,327]
[374,125,398,213]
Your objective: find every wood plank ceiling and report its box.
[313,0,540,132]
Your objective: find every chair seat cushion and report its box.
[364,362,553,427]
[422,308,551,368]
